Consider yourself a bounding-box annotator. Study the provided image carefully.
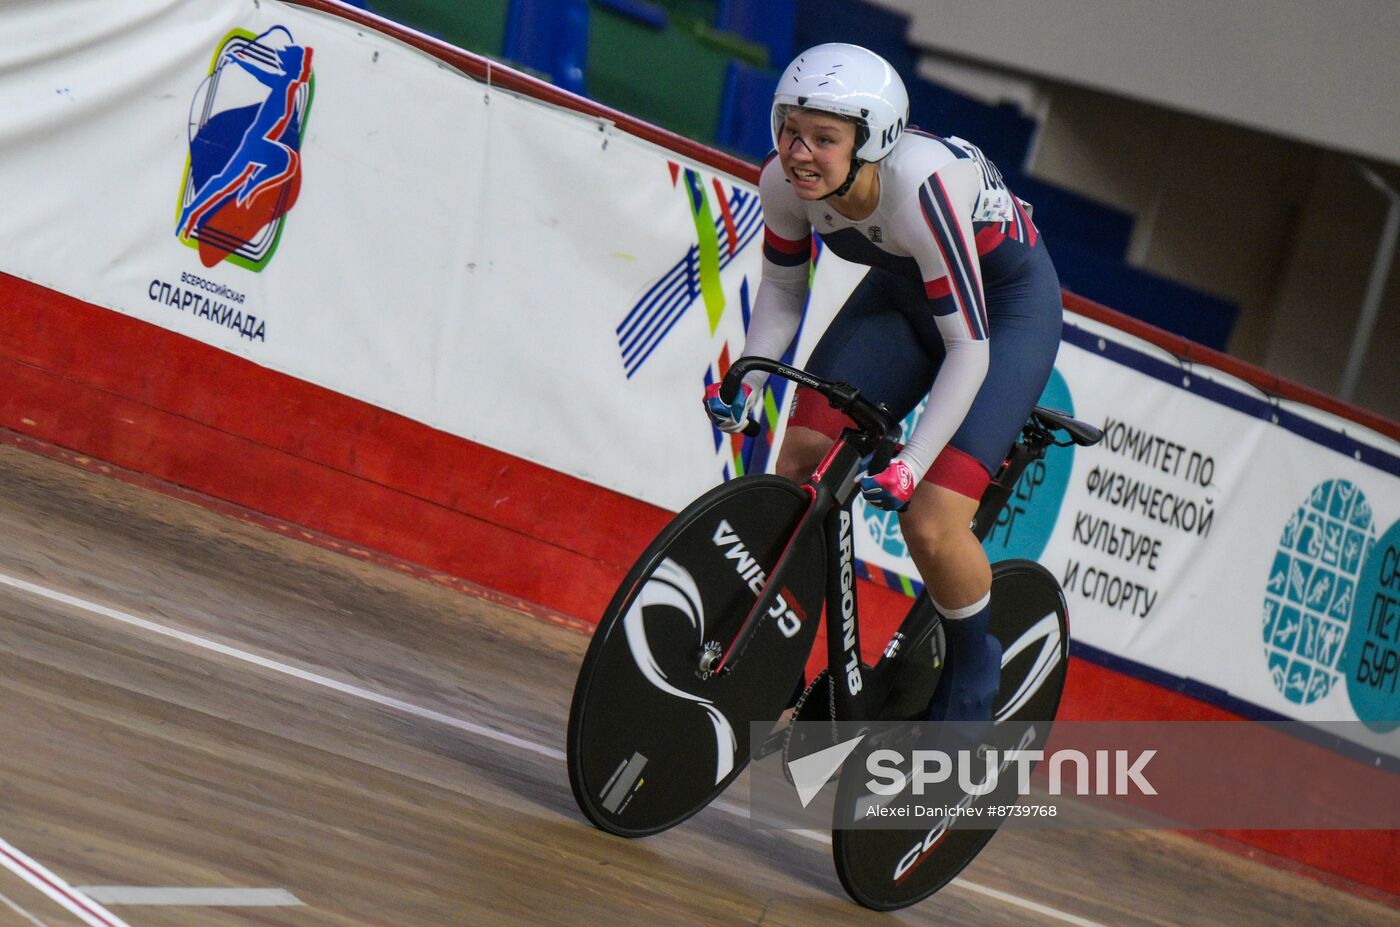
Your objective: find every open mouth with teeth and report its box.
[793,169,822,182]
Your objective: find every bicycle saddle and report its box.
[1031,406,1103,447]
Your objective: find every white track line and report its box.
[0,571,1106,927]
[0,887,52,927]
[0,838,131,927]
[0,572,561,762]
[74,887,301,906]
[953,881,1109,927]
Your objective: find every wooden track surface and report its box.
[0,443,1393,926]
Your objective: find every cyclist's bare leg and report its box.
[898,484,989,609]
[774,425,832,484]
[900,483,1001,725]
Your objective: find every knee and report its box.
[899,509,972,557]
[775,429,830,483]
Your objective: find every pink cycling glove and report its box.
[860,459,915,512]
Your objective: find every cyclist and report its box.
[704,43,1062,731]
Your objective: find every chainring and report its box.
[780,669,837,784]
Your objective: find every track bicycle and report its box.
[566,357,1102,909]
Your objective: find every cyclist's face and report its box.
[777,109,857,199]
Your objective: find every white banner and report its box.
[0,0,761,507]
[838,312,1400,759]
[1,0,1397,753]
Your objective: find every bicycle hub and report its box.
[696,640,723,679]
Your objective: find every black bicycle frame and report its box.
[710,357,1073,726]
[708,357,900,723]
[705,426,872,721]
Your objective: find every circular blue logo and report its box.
[1338,519,1400,732]
[1262,480,1375,706]
[981,367,1075,562]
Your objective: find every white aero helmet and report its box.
[771,43,909,164]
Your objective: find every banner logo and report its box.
[617,166,761,379]
[1339,520,1400,731]
[616,163,769,479]
[982,368,1076,561]
[176,27,314,271]
[1263,479,1375,705]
